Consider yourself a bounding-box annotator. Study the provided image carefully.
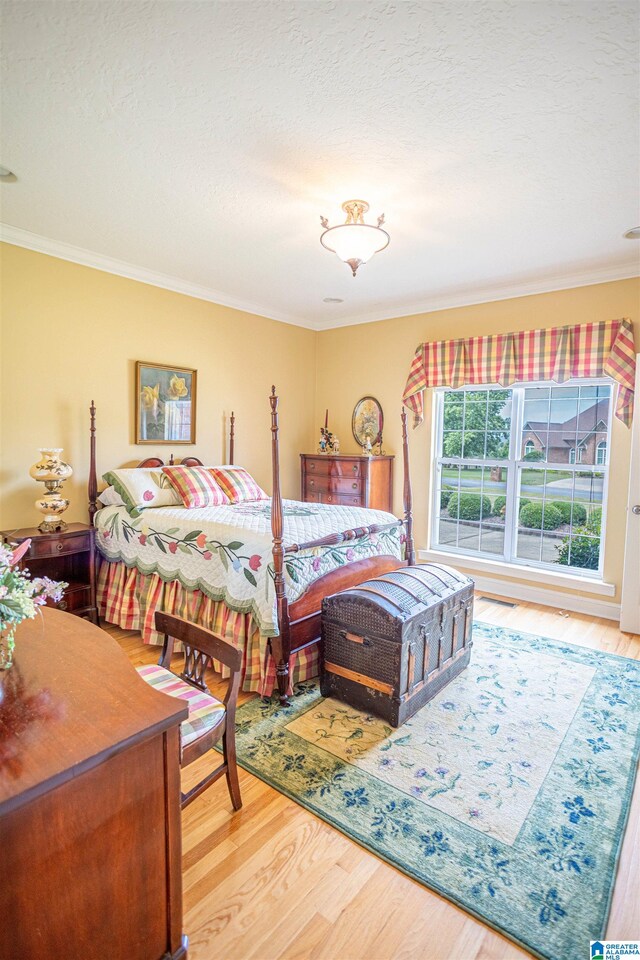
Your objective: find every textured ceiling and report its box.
[1,0,638,328]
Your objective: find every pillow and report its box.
[98,485,125,507]
[208,466,268,503]
[162,465,231,509]
[102,468,182,515]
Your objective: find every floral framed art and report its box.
[135,361,197,444]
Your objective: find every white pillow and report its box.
[98,485,125,507]
[102,468,182,515]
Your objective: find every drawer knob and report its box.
[309,479,314,486]
[327,496,332,502]
[56,542,64,551]
[352,465,357,472]
[310,463,315,470]
[59,600,68,611]
[352,482,357,489]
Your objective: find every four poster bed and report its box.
[89,388,415,704]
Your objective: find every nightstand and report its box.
[1,522,98,624]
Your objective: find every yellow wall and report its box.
[1,242,637,604]
[0,243,317,530]
[314,279,640,602]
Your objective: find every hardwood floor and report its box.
[109,594,640,960]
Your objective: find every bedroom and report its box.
[0,2,638,959]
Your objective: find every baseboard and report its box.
[471,573,621,622]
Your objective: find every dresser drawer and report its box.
[306,476,363,496]
[303,457,364,479]
[27,532,91,559]
[304,458,332,477]
[55,584,92,613]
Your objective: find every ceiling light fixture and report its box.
[320,200,389,277]
[323,297,344,303]
[623,227,640,239]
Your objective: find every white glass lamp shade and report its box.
[320,224,390,275]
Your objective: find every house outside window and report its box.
[432,381,611,577]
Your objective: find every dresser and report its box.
[300,454,394,512]
[1,523,98,624]
[0,609,188,960]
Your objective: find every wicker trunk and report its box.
[321,564,474,727]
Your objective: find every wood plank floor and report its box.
[108,594,640,960]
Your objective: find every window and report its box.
[433,381,611,577]
[597,441,607,466]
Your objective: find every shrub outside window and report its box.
[432,381,611,577]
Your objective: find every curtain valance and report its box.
[402,317,636,427]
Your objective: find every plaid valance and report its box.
[403,318,636,427]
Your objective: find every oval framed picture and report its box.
[352,396,384,450]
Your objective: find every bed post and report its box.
[229,411,235,465]
[269,387,291,705]
[401,408,416,565]
[88,400,98,526]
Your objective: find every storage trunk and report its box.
[321,564,474,727]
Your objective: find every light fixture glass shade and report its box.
[320,224,390,264]
[320,200,390,275]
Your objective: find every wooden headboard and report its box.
[88,404,236,524]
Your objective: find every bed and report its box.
[90,389,415,703]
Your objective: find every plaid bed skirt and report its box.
[97,559,319,696]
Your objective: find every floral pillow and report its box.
[208,466,268,503]
[162,466,230,509]
[102,468,182,515]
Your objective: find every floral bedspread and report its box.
[95,499,403,636]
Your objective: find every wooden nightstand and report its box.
[1,522,98,624]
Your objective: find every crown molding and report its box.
[316,262,640,330]
[2,223,637,333]
[0,223,314,329]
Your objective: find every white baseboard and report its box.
[471,573,621,621]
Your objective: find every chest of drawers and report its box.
[300,454,394,512]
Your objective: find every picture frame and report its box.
[135,361,197,444]
[352,396,384,451]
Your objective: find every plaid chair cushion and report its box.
[136,663,225,748]
[162,466,230,508]
[208,466,268,503]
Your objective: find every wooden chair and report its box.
[136,611,242,810]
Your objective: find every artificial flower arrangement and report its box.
[0,539,67,669]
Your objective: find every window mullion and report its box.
[505,388,524,564]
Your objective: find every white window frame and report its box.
[597,441,607,466]
[431,379,611,580]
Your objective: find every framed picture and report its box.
[352,396,384,450]
[135,361,197,444]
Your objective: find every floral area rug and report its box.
[232,622,640,960]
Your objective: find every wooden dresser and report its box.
[300,454,394,512]
[0,608,188,960]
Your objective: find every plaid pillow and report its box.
[209,467,268,503]
[162,466,230,508]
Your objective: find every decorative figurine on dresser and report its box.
[1,523,98,624]
[302,401,393,510]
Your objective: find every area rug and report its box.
[232,622,640,960]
